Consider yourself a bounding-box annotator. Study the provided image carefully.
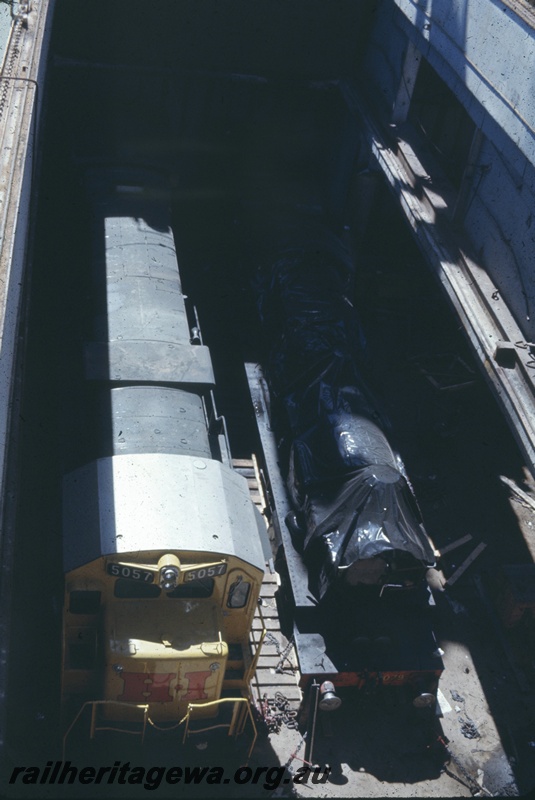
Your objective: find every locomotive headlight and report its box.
[157,554,181,591]
[162,568,178,590]
[413,692,436,709]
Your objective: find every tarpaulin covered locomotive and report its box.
[247,221,442,708]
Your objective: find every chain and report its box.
[0,17,23,125]
[260,691,299,733]
[442,765,475,793]
[437,736,492,796]
[284,731,312,774]
[258,634,299,732]
[265,632,297,674]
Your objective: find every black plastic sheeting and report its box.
[255,224,436,599]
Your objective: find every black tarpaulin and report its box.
[301,462,436,597]
[255,226,436,599]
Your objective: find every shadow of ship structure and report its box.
[247,225,443,710]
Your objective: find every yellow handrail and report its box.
[62,605,266,761]
[62,700,149,759]
[182,697,258,762]
[247,600,267,684]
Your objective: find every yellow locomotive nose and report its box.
[104,600,228,722]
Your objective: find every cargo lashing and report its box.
[264,631,297,675]
[259,692,299,733]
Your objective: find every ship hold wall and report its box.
[361,0,535,344]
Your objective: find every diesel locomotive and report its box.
[247,222,443,710]
[60,167,270,746]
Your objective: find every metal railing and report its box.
[62,609,267,761]
[246,599,267,684]
[62,700,149,759]
[182,697,258,762]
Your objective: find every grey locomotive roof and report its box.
[94,213,190,343]
[86,208,214,386]
[95,385,213,459]
[63,453,268,574]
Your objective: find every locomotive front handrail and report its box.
[62,700,149,759]
[182,697,258,762]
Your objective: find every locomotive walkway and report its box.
[232,458,302,711]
